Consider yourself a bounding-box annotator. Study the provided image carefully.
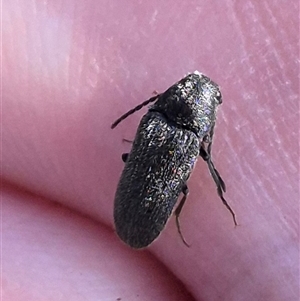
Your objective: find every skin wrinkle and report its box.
[227,1,249,61]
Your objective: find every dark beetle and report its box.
[112,71,236,249]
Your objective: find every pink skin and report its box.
[2,1,298,300]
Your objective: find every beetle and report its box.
[111,71,236,248]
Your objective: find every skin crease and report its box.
[2,0,299,300]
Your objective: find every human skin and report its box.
[2,1,299,300]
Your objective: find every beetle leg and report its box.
[199,144,209,161]
[121,153,129,162]
[175,184,190,247]
[200,145,226,192]
[199,145,237,226]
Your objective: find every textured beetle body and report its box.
[114,112,199,248]
[113,71,233,249]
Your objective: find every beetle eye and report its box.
[215,92,222,104]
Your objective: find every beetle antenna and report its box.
[111,95,159,129]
